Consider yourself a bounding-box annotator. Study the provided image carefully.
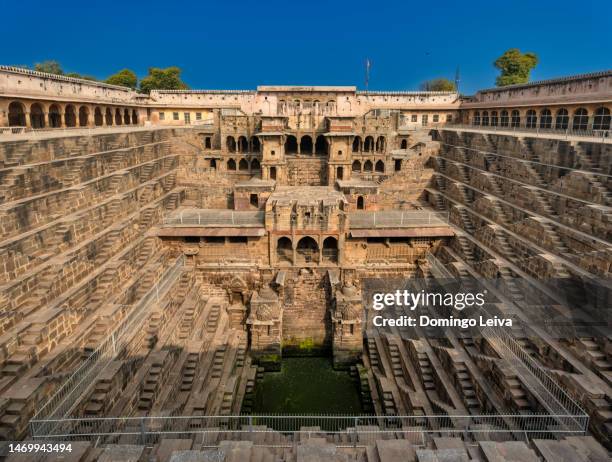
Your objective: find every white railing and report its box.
[29,413,587,445]
[163,210,265,227]
[350,211,450,229]
[31,256,185,433]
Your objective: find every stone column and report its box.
[24,111,31,128]
[88,106,95,127]
[43,112,50,128]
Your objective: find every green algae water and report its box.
[252,357,362,414]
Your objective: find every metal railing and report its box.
[350,211,450,229]
[443,123,611,143]
[162,210,265,227]
[30,256,185,433]
[29,413,588,445]
[424,254,588,427]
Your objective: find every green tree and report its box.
[494,49,538,86]
[420,78,456,91]
[106,69,138,89]
[139,66,189,94]
[34,60,64,75]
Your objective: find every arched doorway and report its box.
[78,106,89,127]
[270,166,277,180]
[49,104,61,128]
[352,136,362,152]
[30,103,45,129]
[364,136,374,152]
[375,160,384,173]
[238,136,248,153]
[555,109,569,129]
[285,135,297,154]
[572,108,588,130]
[132,110,138,124]
[296,236,318,264]
[94,107,103,126]
[115,108,122,125]
[337,166,344,180]
[357,196,365,210]
[250,158,261,172]
[363,160,373,172]
[226,136,236,152]
[322,236,338,264]
[352,160,361,172]
[227,159,236,171]
[276,237,293,264]
[593,107,611,130]
[8,101,26,126]
[400,139,407,149]
[65,105,77,127]
[105,108,113,126]
[123,108,130,125]
[376,136,385,152]
[539,109,552,128]
[239,158,249,171]
[210,159,217,170]
[315,135,328,155]
[250,136,260,153]
[300,135,313,154]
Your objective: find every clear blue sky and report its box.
[5,0,611,94]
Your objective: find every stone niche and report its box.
[247,285,283,370]
[331,283,364,369]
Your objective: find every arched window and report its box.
[500,110,509,127]
[511,110,520,127]
[364,136,374,152]
[238,136,248,153]
[322,237,338,264]
[315,135,327,155]
[49,104,62,128]
[300,135,313,154]
[539,109,552,129]
[79,106,89,127]
[226,136,236,153]
[352,136,362,152]
[132,110,138,124]
[250,158,261,172]
[104,108,113,126]
[352,160,361,172]
[363,160,373,172]
[473,111,481,125]
[375,160,385,173]
[376,136,386,152]
[357,196,365,209]
[593,107,611,130]
[285,135,298,154]
[400,139,408,149]
[94,107,103,126]
[277,237,292,264]
[8,101,26,126]
[555,109,569,129]
[65,105,77,127]
[114,108,122,125]
[239,158,249,171]
[227,159,236,170]
[482,111,489,126]
[250,136,260,153]
[490,111,498,126]
[572,108,588,130]
[526,110,537,128]
[337,166,344,180]
[124,108,130,125]
[30,103,45,129]
[296,236,318,264]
